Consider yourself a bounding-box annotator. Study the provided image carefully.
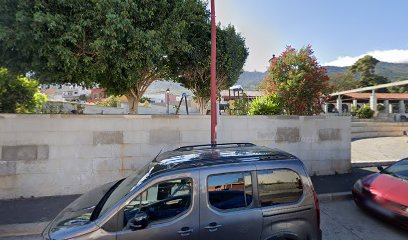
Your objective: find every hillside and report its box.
[238,62,408,89]
[147,62,408,93]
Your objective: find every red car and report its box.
[352,158,408,229]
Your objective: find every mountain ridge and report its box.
[236,62,408,89]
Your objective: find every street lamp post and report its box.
[210,0,217,145]
[166,88,170,115]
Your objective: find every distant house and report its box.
[89,88,107,102]
[40,84,91,102]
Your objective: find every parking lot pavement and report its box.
[321,200,408,240]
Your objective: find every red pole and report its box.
[210,0,217,145]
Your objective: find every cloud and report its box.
[323,49,408,67]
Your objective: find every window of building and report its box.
[257,169,303,207]
[208,172,253,210]
[123,178,192,227]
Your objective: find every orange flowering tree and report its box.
[264,45,332,115]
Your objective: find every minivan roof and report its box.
[149,143,297,177]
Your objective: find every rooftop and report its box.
[328,93,408,102]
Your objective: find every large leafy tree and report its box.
[263,46,332,116]
[349,55,390,88]
[0,68,47,113]
[329,72,361,91]
[0,0,208,114]
[175,24,248,114]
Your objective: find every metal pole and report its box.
[166,89,170,115]
[210,0,217,145]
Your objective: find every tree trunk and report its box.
[195,96,209,115]
[127,94,140,114]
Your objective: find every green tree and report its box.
[0,68,47,113]
[349,55,390,88]
[263,46,332,115]
[175,24,248,114]
[0,0,209,114]
[329,72,360,91]
[248,95,282,115]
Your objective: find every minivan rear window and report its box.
[257,169,303,207]
[207,172,253,210]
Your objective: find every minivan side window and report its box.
[257,169,303,207]
[123,178,192,228]
[208,172,253,210]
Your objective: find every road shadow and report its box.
[311,167,379,194]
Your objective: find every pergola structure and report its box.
[327,80,408,114]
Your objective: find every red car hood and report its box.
[366,173,408,206]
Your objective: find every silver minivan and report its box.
[42,143,322,240]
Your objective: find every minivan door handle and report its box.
[177,227,193,237]
[204,222,222,232]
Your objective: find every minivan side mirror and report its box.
[127,212,149,231]
[377,166,384,171]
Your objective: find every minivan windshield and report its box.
[382,159,408,180]
[96,162,154,218]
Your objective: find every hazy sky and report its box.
[215,0,408,71]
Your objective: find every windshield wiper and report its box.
[90,178,125,221]
[382,170,400,178]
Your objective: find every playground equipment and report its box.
[175,93,189,115]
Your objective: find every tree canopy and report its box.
[175,24,248,113]
[0,0,209,113]
[349,55,390,87]
[329,72,360,91]
[263,45,332,116]
[0,68,47,113]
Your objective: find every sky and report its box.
[215,0,408,71]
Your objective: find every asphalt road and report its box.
[2,200,407,240]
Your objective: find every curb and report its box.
[0,222,48,238]
[351,160,397,168]
[318,192,352,203]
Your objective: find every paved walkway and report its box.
[321,200,408,240]
[352,137,408,164]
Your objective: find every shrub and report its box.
[377,104,385,112]
[248,95,282,115]
[139,96,151,103]
[230,94,249,115]
[96,96,120,108]
[356,105,374,119]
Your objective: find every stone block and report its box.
[331,159,351,173]
[311,159,333,173]
[93,158,122,172]
[123,131,150,144]
[93,131,124,145]
[276,127,300,143]
[181,131,210,143]
[1,145,49,161]
[319,129,342,141]
[79,145,122,159]
[257,130,276,140]
[0,161,16,176]
[149,129,180,144]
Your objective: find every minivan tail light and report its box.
[312,190,320,228]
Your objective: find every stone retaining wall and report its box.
[0,114,351,199]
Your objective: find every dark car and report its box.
[352,158,408,229]
[42,143,322,240]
